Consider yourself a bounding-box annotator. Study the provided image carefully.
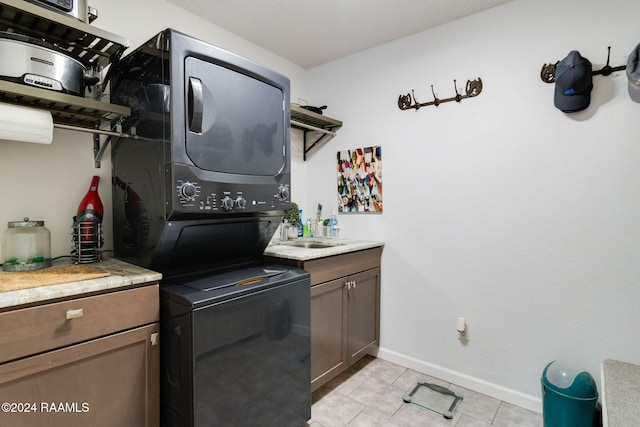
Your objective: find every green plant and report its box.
[284,202,300,225]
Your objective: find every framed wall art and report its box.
[337,146,382,213]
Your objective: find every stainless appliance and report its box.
[109,29,309,427]
[0,31,99,95]
[25,0,97,23]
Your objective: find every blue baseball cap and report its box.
[627,43,640,103]
[554,51,593,113]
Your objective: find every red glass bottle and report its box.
[76,175,103,245]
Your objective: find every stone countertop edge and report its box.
[601,359,640,427]
[0,257,162,310]
[263,238,385,261]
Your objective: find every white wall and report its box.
[302,0,640,412]
[2,0,638,414]
[0,0,307,261]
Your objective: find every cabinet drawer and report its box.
[0,285,159,364]
[305,247,381,286]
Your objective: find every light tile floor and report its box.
[309,355,542,426]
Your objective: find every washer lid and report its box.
[180,266,288,292]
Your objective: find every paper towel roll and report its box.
[0,103,53,144]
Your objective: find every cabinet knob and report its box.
[66,308,84,320]
[150,333,160,346]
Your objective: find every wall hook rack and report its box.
[397,78,483,111]
[540,46,626,83]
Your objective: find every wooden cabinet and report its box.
[0,284,160,427]
[346,268,380,366]
[310,276,348,385]
[266,246,381,391]
[310,266,380,389]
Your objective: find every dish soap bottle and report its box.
[298,209,303,237]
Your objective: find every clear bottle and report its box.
[329,210,338,238]
[305,217,313,237]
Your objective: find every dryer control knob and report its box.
[276,185,290,201]
[235,197,247,209]
[221,196,234,210]
[179,182,197,200]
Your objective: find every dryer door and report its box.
[184,56,287,176]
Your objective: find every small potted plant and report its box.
[283,202,300,239]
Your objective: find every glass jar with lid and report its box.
[2,217,52,272]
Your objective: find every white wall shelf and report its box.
[290,104,342,161]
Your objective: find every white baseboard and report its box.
[373,347,542,414]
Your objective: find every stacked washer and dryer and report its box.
[108,29,310,427]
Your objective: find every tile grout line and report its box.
[491,400,503,425]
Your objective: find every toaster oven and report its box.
[25,0,96,23]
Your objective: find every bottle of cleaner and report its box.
[298,209,303,237]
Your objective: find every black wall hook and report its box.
[431,85,440,106]
[398,77,483,111]
[540,46,626,83]
[594,46,626,76]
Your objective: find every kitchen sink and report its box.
[282,240,346,249]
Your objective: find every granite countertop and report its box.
[0,257,162,310]
[601,359,640,427]
[263,238,384,261]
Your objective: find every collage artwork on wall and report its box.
[337,146,382,213]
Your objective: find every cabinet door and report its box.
[311,277,348,391]
[347,267,380,365]
[0,323,159,427]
